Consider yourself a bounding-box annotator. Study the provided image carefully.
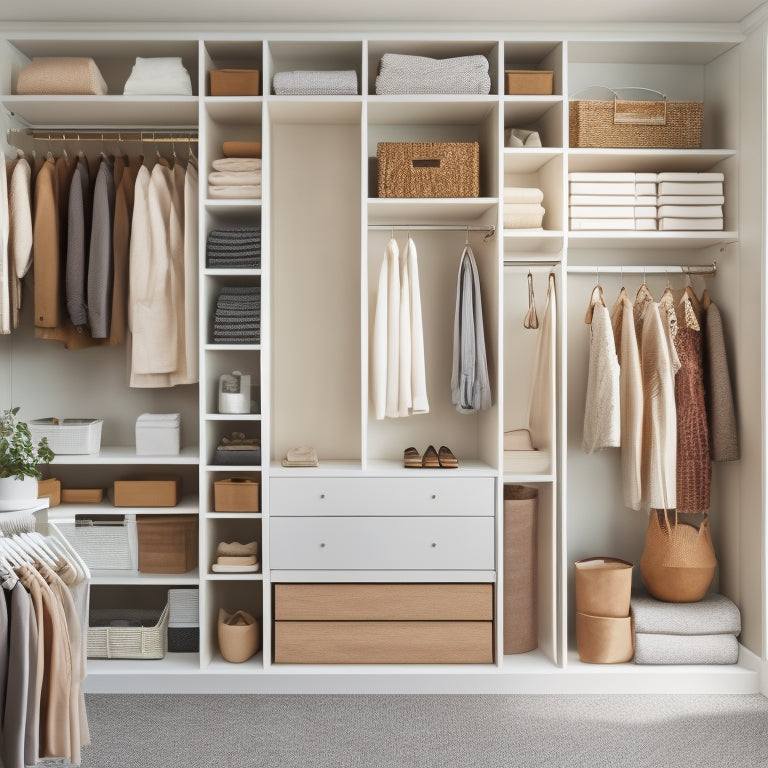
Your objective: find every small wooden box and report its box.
[505,70,554,95]
[61,488,104,504]
[136,514,198,574]
[214,478,260,512]
[210,69,260,96]
[113,479,180,507]
[38,478,61,507]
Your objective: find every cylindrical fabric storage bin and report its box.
[576,612,635,664]
[503,484,538,654]
[575,557,633,618]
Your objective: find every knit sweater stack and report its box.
[212,286,260,344]
[206,227,261,269]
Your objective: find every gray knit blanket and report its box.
[273,70,358,95]
[375,53,491,95]
[630,591,741,635]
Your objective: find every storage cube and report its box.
[135,412,181,456]
[113,479,180,507]
[210,69,260,96]
[505,69,554,95]
[214,478,260,512]
[136,514,198,574]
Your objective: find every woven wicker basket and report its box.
[87,604,169,659]
[377,141,479,198]
[569,88,702,149]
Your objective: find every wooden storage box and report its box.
[505,69,553,95]
[274,583,493,664]
[210,69,260,96]
[113,479,180,507]
[38,477,60,507]
[214,477,260,512]
[377,141,479,198]
[61,488,104,503]
[136,514,198,574]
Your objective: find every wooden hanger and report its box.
[584,283,606,324]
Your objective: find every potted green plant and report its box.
[0,406,55,510]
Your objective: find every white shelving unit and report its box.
[0,20,763,694]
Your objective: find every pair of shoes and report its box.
[403,445,459,468]
[504,127,542,148]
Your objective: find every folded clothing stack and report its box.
[167,588,199,652]
[375,53,491,95]
[569,172,657,231]
[16,56,108,95]
[281,445,319,467]
[504,187,545,229]
[123,57,192,95]
[212,541,260,573]
[657,172,724,230]
[273,69,358,95]
[206,227,261,269]
[208,157,262,199]
[213,286,260,343]
[631,590,741,665]
[503,428,551,474]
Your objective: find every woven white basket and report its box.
[87,603,169,659]
[30,418,102,455]
[57,518,138,571]
[168,588,199,626]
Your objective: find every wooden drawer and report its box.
[274,620,493,664]
[269,476,494,517]
[274,583,493,620]
[270,516,494,570]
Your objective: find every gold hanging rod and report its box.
[8,129,197,144]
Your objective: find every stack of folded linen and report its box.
[211,541,260,573]
[503,428,551,474]
[657,172,724,230]
[273,69,358,95]
[503,187,545,229]
[208,157,262,199]
[569,172,657,230]
[375,53,491,95]
[123,57,192,95]
[206,227,261,269]
[281,445,319,467]
[631,590,741,665]
[213,286,260,344]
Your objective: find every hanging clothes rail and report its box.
[566,262,717,276]
[6,128,198,144]
[369,223,496,241]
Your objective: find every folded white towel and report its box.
[504,213,544,229]
[657,205,723,218]
[123,57,192,95]
[503,187,544,204]
[273,70,358,95]
[208,170,263,186]
[211,158,263,172]
[570,218,635,230]
[282,445,319,467]
[504,429,534,451]
[569,205,635,218]
[658,217,723,230]
[503,203,545,216]
[209,185,262,199]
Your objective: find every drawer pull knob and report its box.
[320,494,326,499]
[319,542,326,548]
[431,494,436,500]
[431,542,437,548]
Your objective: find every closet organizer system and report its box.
[0,28,760,695]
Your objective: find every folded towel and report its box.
[208,170,263,186]
[570,218,635,230]
[657,181,724,196]
[209,185,262,199]
[123,57,192,95]
[657,195,724,206]
[503,203,546,216]
[631,591,741,635]
[658,217,723,231]
[211,562,260,573]
[282,445,319,467]
[656,172,725,182]
[635,219,658,230]
[570,195,657,206]
[216,555,259,566]
[273,70,358,95]
[504,213,544,229]
[504,128,542,148]
[216,541,259,557]
[503,187,544,204]
[223,141,262,158]
[212,158,262,172]
[569,182,637,195]
[503,449,551,474]
[17,56,108,95]
[634,632,739,665]
[503,429,534,451]
[569,205,636,218]
[375,53,491,95]
[657,205,723,218]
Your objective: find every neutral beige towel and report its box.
[211,158,262,172]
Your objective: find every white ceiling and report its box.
[1,0,766,25]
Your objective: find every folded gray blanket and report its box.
[375,53,491,95]
[273,70,358,95]
[631,591,741,635]
[634,632,739,665]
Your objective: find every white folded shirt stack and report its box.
[656,172,724,231]
[123,56,193,95]
[569,172,658,231]
[503,186,545,229]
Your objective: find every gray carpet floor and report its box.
[80,693,768,768]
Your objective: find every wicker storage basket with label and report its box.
[377,141,479,198]
[569,87,702,149]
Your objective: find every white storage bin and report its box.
[30,418,102,455]
[135,413,181,456]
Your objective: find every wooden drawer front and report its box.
[274,583,493,621]
[270,516,494,570]
[274,620,493,664]
[270,477,494,517]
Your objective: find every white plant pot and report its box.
[0,475,39,512]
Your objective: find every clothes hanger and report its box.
[18,531,58,567]
[584,268,606,324]
[524,270,539,329]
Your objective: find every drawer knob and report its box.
[431,542,437,548]
[431,494,436,500]
[320,493,326,499]
[320,542,326,548]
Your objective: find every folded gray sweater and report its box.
[273,70,358,95]
[630,591,741,635]
[375,53,491,95]
[634,632,739,665]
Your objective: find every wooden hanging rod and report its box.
[7,129,198,144]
